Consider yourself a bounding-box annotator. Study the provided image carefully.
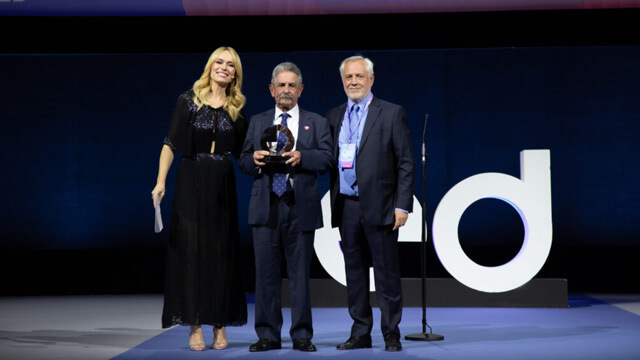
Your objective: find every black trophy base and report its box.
[405,333,444,341]
[264,155,291,164]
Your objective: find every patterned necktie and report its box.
[343,105,359,188]
[272,113,289,196]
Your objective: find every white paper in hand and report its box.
[154,195,164,233]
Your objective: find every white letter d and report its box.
[432,150,553,293]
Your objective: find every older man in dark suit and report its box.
[240,62,333,352]
[327,55,415,352]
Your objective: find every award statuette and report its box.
[260,124,295,163]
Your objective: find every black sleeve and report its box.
[163,91,193,156]
[232,110,248,159]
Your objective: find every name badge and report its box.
[339,143,356,169]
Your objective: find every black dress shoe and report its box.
[249,338,281,352]
[293,338,317,352]
[336,335,372,350]
[384,333,402,351]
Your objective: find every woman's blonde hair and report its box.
[192,46,246,121]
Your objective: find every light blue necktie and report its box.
[272,113,289,196]
[343,105,359,187]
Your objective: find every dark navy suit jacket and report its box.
[327,97,415,227]
[239,107,334,231]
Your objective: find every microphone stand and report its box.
[405,114,444,342]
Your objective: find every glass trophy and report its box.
[260,124,294,163]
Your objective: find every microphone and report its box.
[406,112,444,342]
[422,114,429,164]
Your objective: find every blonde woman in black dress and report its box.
[152,46,248,351]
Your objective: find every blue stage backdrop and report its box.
[1,47,639,292]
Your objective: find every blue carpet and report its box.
[111,295,640,360]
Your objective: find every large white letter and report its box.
[432,150,553,293]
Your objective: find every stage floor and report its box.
[1,294,639,360]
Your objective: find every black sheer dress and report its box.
[161,90,248,328]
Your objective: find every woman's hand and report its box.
[152,145,175,207]
[151,183,166,207]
